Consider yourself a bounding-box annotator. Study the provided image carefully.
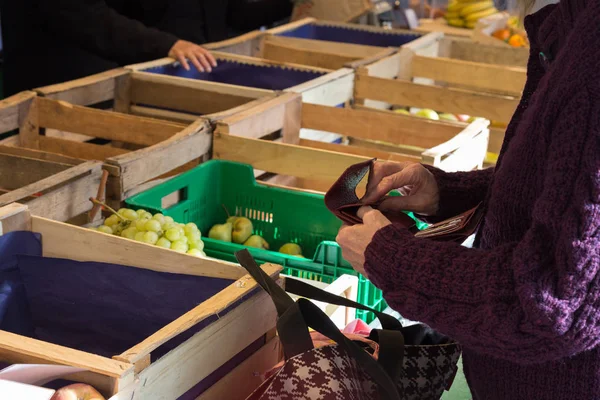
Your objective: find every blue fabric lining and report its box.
[143,59,325,91]
[276,23,419,48]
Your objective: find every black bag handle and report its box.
[235,250,402,400]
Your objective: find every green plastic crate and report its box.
[127,160,420,323]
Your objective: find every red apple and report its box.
[50,384,106,400]
[455,114,470,122]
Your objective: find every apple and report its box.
[455,114,470,122]
[414,109,439,121]
[50,384,105,400]
[393,108,410,115]
[438,113,459,122]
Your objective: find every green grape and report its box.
[145,219,162,233]
[105,214,120,227]
[143,212,153,220]
[142,231,159,245]
[186,230,201,242]
[97,225,113,235]
[134,232,146,242]
[121,227,138,240]
[135,218,149,231]
[122,209,139,221]
[112,220,131,236]
[117,208,130,216]
[136,209,147,217]
[164,216,174,224]
[187,249,205,257]
[156,237,172,249]
[184,223,200,236]
[179,223,186,228]
[165,228,182,242]
[152,214,166,224]
[171,240,189,253]
[189,239,205,251]
[161,222,178,232]
[178,235,189,244]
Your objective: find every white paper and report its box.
[0,380,55,400]
[0,364,86,386]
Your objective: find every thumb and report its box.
[362,168,421,204]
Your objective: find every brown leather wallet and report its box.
[325,159,484,243]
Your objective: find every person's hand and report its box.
[336,206,391,275]
[168,40,217,72]
[362,161,440,216]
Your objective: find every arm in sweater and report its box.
[227,0,293,30]
[364,90,600,365]
[38,0,178,65]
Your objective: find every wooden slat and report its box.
[412,55,526,95]
[129,288,277,399]
[35,69,129,105]
[0,153,72,189]
[263,35,384,59]
[354,74,519,123]
[302,103,464,149]
[0,203,32,234]
[117,264,280,364]
[129,105,198,124]
[262,40,359,70]
[31,215,248,280]
[214,134,370,188]
[0,330,132,378]
[0,91,37,134]
[35,97,185,146]
[288,68,354,106]
[210,51,332,74]
[106,119,211,198]
[446,37,528,67]
[413,18,472,38]
[39,136,129,160]
[196,337,282,400]
[130,73,259,116]
[204,30,264,57]
[265,17,316,35]
[299,138,418,162]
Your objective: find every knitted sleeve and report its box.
[363,90,600,365]
[423,166,494,220]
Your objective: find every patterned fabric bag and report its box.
[236,250,461,400]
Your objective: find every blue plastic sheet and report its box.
[143,59,325,91]
[276,23,419,48]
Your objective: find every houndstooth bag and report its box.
[236,250,461,400]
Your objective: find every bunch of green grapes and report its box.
[94,208,205,257]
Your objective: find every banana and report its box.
[446,18,466,27]
[464,7,498,21]
[460,1,494,16]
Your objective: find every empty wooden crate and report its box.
[0,92,103,222]
[212,92,489,192]
[0,203,280,400]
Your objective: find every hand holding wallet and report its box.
[325,159,483,243]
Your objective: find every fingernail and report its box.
[207,67,212,73]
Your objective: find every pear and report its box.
[232,217,253,244]
[438,113,459,122]
[208,222,233,242]
[244,235,269,250]
[414,109,439,120]
[279,243,303,257]
[226,216,239,224]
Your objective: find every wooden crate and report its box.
[126,52,354,107]
[354,32,527,156]
[0,92,104,222]
[0,92,212,207]
[213,92,489,192]
[35,68,279,125]
[0,203,280,400]
[206,18,422,71]
[413,18,473,38]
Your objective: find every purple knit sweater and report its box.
[363,1,600,399]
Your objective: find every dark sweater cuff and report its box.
[150,32,179,60]
[363,223,413,293]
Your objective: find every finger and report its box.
[356,206,374,220]
[194,51,212,72]
[176,53,190,71]
[364,162,410,201]
[202,49,218,67]
[364,166,422,204]
[187,53,205,73]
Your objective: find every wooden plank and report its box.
[106,120,211,198]
[130,73,258,116]
[412,55,527,95]
[302,103,464,149]
[130,289,277,400]
[39,136,129,160]
[413,18,472,38]
[446,37,528,67]
[36,97,185,146]
[0,203,32,234]
[34,69,129,105]
[129,105,198,124]
[265,17,316,35]
[213,134,370,187]
[113,73,132,114]
[217,93,299,140]
[0,91,37,134]
[299,138,418,163]
[0,153,73,189]
[196,337,281,400]
[18,95,40,149]
[288,68,354,106]
[210,51,332,74]
[0,330,133,378]
[355,74,519,123]
[263,35,384,59]
[262,40,359,70]
[31,215,248,280]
